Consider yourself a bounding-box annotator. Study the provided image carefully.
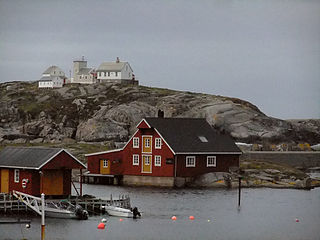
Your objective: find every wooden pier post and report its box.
[238,176,242,209]
[80,169,83,197]
[41,193,45,240]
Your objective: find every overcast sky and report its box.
[0,0,319,119]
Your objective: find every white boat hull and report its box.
[105,206,133,218]
[45,207,77,219]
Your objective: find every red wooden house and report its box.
[86,118,242,187]
[0,147,86,196]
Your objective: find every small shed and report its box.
[0,147,86,196]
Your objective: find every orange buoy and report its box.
[97,222,105,229]
[171,216,177,221]
[295,218,300,223]
[119,218,124,222]
[189,216,195,220]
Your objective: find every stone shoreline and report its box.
[188,160,320,189]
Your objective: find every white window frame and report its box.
[186,156,196,167]
[14,169,20,183]
[133,137,139,148]
[141,155,152,173]
[142,135,153,154]
[207,156,217,167]
[103,159,108,168]
[133,154,139,166]
[154,155,161,166]
[145,138,150,148]
[144,155,151,165]
[155,138,162,149]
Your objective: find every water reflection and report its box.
[1,185,319,240]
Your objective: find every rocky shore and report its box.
[190,160,320,189]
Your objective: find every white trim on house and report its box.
[186,156,196,167]
[84,148,123,157]
[14,169,20,183]
[155,138,162,149]
[133,137,139,148]
[103,159,108,168]
[153,128,176,155]
[176,152,242,155]
[119,129,139,152]
[141,155,152,173]
[133,154,139,166]
[142,135,153,154]
[38,149,86,169]
[0,165,39,170]
[154,155,161,166]
[136,119,151,129]
[207,156,217,167]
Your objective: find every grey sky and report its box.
[0,0,319,119]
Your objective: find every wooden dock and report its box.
[0,193,29,213]
[0,193,131,216]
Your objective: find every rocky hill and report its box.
[0,81,319,147]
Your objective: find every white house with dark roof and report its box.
[71,57,97,84]
[38,65,66,88]
[96,57,137,84]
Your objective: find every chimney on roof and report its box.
[158,109,164,118]
[116,57,120,63]
[82,56,85,61]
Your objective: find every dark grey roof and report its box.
[97,62,127,72]
[42,65,65,75]
[0,147,85,169]
[144,118,241,154]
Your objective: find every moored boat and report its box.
[104,206,141,218]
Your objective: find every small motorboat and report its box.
[45,202,88,220]
[104,206,141,218]
[12,190,88,220]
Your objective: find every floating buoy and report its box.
[171,216,177,221]
[25,224,31,229]
[189,216,195,220]
[207,219,211,222]
[119,218,123,222]
[295,218,300,223]
[101,218,107,223]
[97,222,105,229]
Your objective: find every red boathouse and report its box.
[0,147,86,196]
[86,118,242,187]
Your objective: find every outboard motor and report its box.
[75,205,89,220]
[132,207,141,219]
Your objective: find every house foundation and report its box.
[123,175,175,187]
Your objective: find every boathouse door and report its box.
[100,159,110,174]
[42,170,63,195]
[0,169,9,193]
[142,155,152,173]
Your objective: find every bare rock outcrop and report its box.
[0,81,319,145]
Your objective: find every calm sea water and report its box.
[1,184,320,240]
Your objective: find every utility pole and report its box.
[238,176,241,209]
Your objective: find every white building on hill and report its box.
[38,66,66,88]
[71,57,96,84]
[96,57,137,84]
